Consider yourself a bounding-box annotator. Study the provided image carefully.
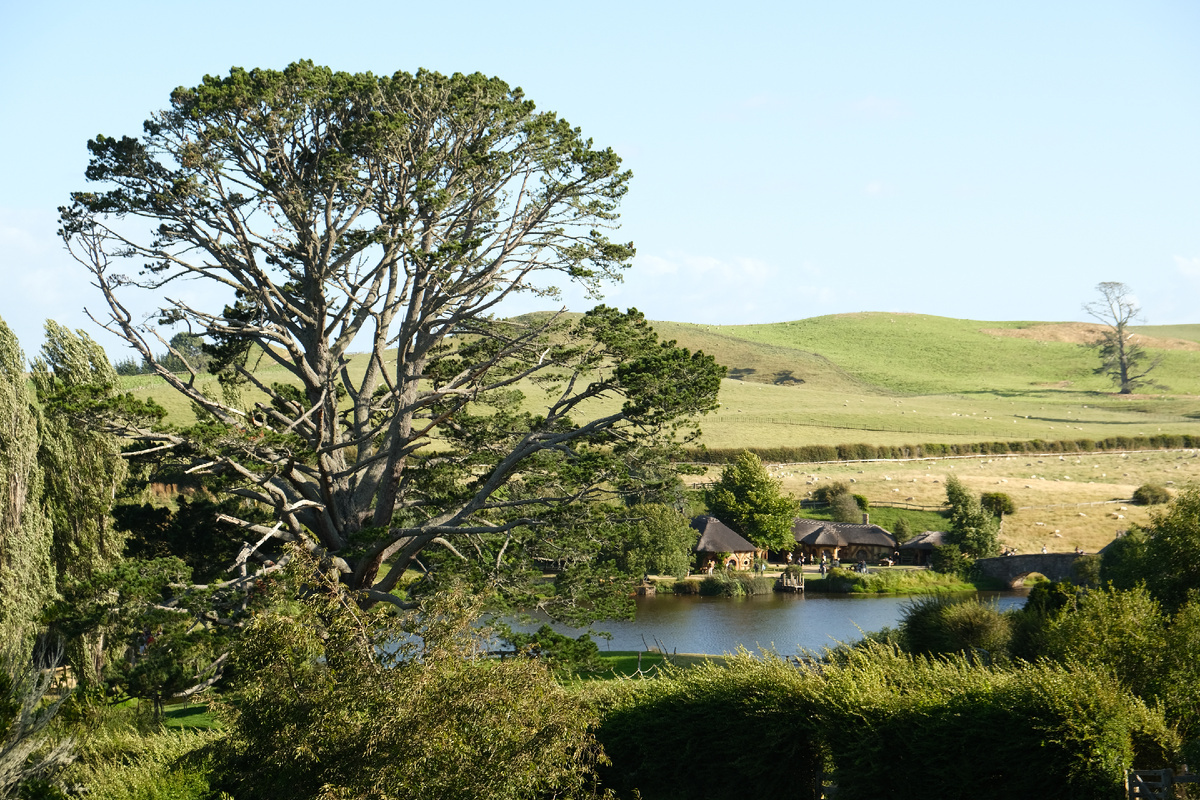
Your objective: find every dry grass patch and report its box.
[690,450,1200,556]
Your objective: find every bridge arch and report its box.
[974,553,1084,589]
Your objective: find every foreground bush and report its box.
[213,560,605,800]
[593,646,1176,800]
[63,722,220,800]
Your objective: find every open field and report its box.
[655,314,1200,450]
[689,448,1199,555]
[118,312,1200,558]
[120,313,1200,450]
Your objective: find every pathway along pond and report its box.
[518,591,1029,656]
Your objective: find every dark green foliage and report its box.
[1133,482,1172,505]
[687,434,1200,465]
[930,544,967,575]
[1138,486,1200,610]
[593,657,825,800]
[980,491,1016,517]
[829,492,862,523]
[945,475,999,558]
[893,516,914,542]
[704,451,800,551]
[114,497,245,584]
[898,596,1012,659]
[1099,527,1151,590]
[216,556,605,800]
[607,503,699,579]
[1070,553,1102,586]
[46,557,228,714]
[496,624,601,676]
[593,647,1174,800]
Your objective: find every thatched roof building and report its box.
[897,530,951,566]
[691,516,757,571]
[793,521,898,563]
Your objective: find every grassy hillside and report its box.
[119,313,1200,450]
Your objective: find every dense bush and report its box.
[1133,483,1172,505]
[684,435,1200,465]
[213,561,605,800]
[495,624,602,676]
[898,596,1012,659]
[980,491,1016,517]
[930,544,967,575]
[593,647,1176,800]
[698,572,773,597]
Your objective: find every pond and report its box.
[513,591,1029,656]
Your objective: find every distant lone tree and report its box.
[1082,281,1161,394]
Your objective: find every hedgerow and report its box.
[591,646,1176,800]
[685,434,1200,464]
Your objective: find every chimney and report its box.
[862,513,869,525]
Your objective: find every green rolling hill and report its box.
[118,313,1200,451]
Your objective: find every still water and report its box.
[518,591,1028,656]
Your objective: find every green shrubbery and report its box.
[592,647,1175,800]
[688,434,1200,464]
[809,567,973,595]
[1133,482,1172,505]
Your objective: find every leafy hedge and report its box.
[685,434,1200,464]
[591,647,1176,800]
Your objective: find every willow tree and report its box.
[0,319,54,653]
[31,322,128,682]
[60,62,722,619]
[32,322,127,585]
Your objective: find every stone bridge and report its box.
[974,553,1084,588]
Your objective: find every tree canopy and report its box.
[704,451,799,552]
[59,62,723,620]
[944,475,999,558]
[1082,281,1160,394]
[0,318,54,653]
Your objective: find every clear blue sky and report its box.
[2,0,1198,357]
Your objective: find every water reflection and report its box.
[515,591,1028,656]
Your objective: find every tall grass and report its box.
[810,567,976,594]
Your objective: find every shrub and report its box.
[812,481,851,505]
[672,578,702,595]
[1133,483,1171,506]
[830,492,862,523]
[930,544,967,576]
[899,596,1013,659]
[496,624,602,676]
[593,647,1176,800]
[214,557,605,800]
[980,491,1016,517]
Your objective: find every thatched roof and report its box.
[690,516,757,554]
[898,531,951,551]
[791,518,825,541]
[795,522,898,549]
